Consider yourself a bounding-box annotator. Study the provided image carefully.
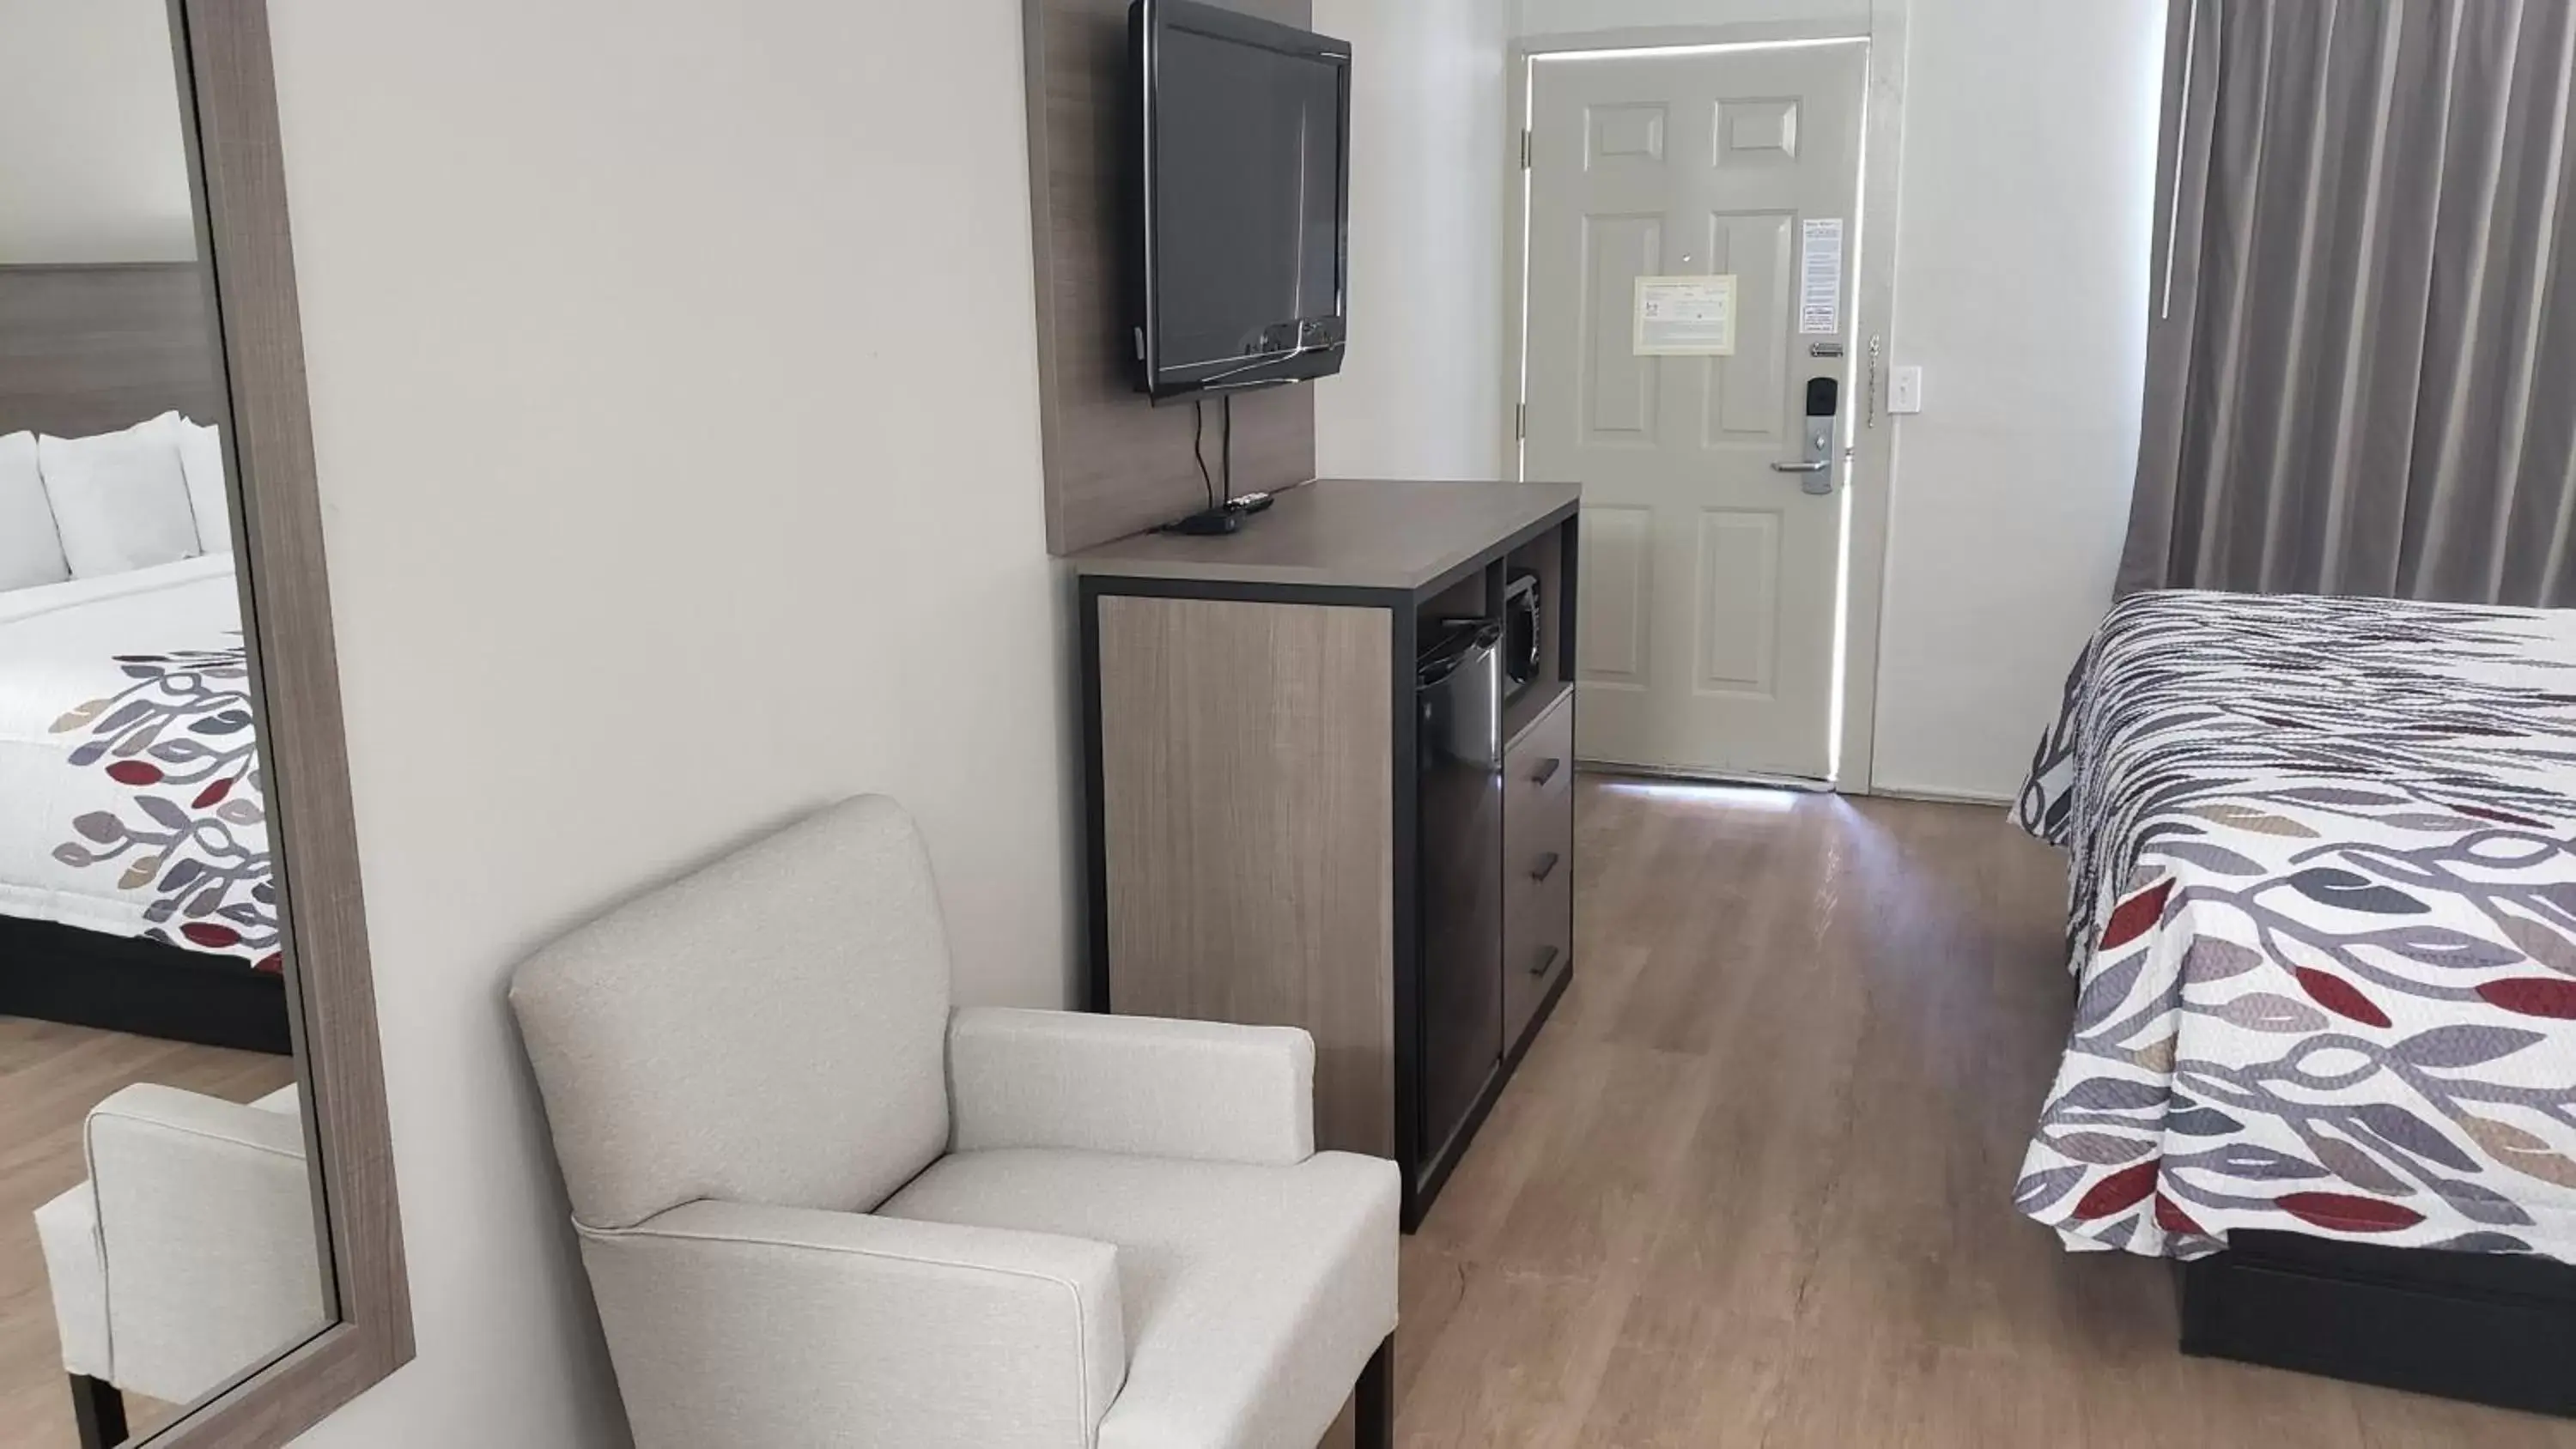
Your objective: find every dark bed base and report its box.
[2180,1230,2576,1417]
[0,915,289,1055]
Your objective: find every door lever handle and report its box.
[1770,460,1831,474]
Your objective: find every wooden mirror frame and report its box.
[126,1,416,1443]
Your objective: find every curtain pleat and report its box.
[2120,0,2576,607]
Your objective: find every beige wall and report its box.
[1310,0,1516,481]
[0,0,197,263]
[266,0,1073,1442]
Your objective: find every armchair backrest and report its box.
[510,796,954,1230]
[85,1085,324,1404]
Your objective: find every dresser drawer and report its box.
[1502,693,1573,1051]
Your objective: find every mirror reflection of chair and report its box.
[34,1084,328,1449]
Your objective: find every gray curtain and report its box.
[2121,0,2576,604]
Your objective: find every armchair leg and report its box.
[70,1374,128,1449]
[1355,1333,1394,1449]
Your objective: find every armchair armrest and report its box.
[949,1007,1315,1167]
[33,1183,107,1380]
[576,1200,1123,1449]
[82,1084,327,1404]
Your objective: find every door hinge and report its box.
[1516,402,1528,440]
[1521,130,1533,170]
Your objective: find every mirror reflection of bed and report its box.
[1,2,329,1444]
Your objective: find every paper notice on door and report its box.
[1632,275,1738,356]
[1800,219,1844,335]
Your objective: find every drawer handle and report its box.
[1530,757,1563,787]
[1531,945,1563,978]
[1529,852,1561,883]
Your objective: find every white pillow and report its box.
[0,431,73,592]
[128,411,233,551]
[39,418,204,578]
[172,414,233,555]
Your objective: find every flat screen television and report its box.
[1129,0,1351,403]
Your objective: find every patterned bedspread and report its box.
[0,556,276,967]
[2014,590,2576,1262]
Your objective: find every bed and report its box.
[0,262,286,1054]
[2016,588,2576,1413]
[0,555,283,1045]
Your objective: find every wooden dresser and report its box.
[1071,477,1581,1228]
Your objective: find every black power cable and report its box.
[1191,398,1217,512]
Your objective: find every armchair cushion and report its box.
[249,1084,301,1114]
[949,1008,1315,1167]
[880,1148,1399,1449]
[576,1200,1124,1449]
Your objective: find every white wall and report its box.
[1518,0,1865,33]
[1867,0,2164,798]
[0,0,197,263]
[265,2,1072,1443]
[1510,0,2166,800]
[1311,0,1516,481]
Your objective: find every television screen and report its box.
[1133,1,1350,401]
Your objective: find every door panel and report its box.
[1582,215,1662,442]
[1720,99,1802,161]
[1698,508,1781,694]
[1702,211,1794,442]
[1580,506,1653,686]
[1527,42,1869,781]
[1590,103,1669,164]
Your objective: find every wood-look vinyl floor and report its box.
[0,1019,295,1447]
[1393,779,2576,1448]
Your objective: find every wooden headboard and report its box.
[0,263,225,438]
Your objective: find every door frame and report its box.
[1504,8,1911,795]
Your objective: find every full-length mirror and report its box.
[1,3,398,1446]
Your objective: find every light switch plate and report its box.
[1889,365,1924,415]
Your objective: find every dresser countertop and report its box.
[1064,477,1581,592]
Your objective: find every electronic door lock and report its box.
[1771,377,1840,496]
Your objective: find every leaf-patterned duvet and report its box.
[0,555,276,966]
[2014,590,2576,1261]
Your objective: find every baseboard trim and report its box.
[1865,784,2015,809]
[1577,761,1833,793]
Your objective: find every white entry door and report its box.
[1524,41,1870,782]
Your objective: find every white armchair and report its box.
[34,1083,328,1449]
[508,796,1399,1449]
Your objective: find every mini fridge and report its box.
[1415,619,1505,1170]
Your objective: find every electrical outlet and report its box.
[1889,365,1924,415]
